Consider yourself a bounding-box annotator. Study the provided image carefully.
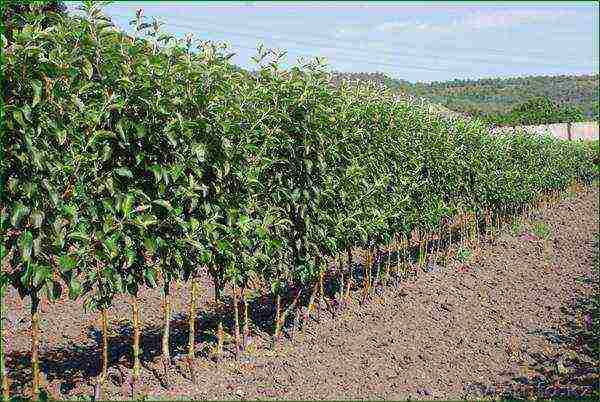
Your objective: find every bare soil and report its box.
[4,186,599,400]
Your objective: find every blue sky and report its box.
[66,1,599,83]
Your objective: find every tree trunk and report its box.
[274,293,281,339]
[233,282,241,358]
[132,296,141,382]
[214,274,223,303]
[291,308,301,340]
[216,321,224,361]
[384,250,390,285]
[396,237,401,278]
[346,246,352,278]
[188,279,197,359]
[373,246,382,294]
[1,284,9,401]
[243,287,250,349]
[363,246,372,301]
[339,267,345,307]
[304,282,318,329]
[31,290,40,399]
[317,257,324,321]
[318,265,325,306]
[188,278,198,383]
[162,282,171,366]
[100,307,109,382]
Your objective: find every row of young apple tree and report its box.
[1,1,597,399]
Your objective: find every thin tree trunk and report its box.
[319,264,325,306]
[214,270,223,303]
[383,250,390,285]
[291,308,301,340]
[317,259,325,321]
[162,281,171,374]
[132,296,141,382]
[216,320,224,361]
[345,246,353,301]
[188,278,198,383]
[304,282,318,329]
[346,246,352,278]
[363,246,372,300]
[344,274,352,302]
[339,268,345,307]
[396,237,401,278]
[1,283,9,401]
[274,293,281,339]
[233,282,241,358]
[282,289,302,324]
[374,246,382,293]
[31,290,40,399]
[101,307,109,382]
[243,287,250,349]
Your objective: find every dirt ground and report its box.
[4,185,599,400]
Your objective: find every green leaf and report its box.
[68,232,90,242]
[11,204,30,227]
[125,248,135,268]
[83,59,93,80]
[13,110,26,128]
[69,277,82,299]
[144,269,157,288]
[153,199,173,210]
[30,210,44,229]
[122,194,134,216]
[59,255,77,273]
[50,280,63,301]
[135,215,158,230]
[33,265,51,288]
[115,167,133,178]
[0,273,10,291]
[32,80,42,108]
[116,119,127,142]
[17,231,33,263]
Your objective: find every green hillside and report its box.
[330,72,599,121]
[393,74,599,120]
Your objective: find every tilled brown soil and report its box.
[4,186,599,400]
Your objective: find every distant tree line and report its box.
[328,71,599,122]
[474,96,588,127]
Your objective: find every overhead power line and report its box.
[106,12,598,74]
[109,11,597,65]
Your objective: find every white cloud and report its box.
[333,25,372,38]
[372,9,579,35]
[459,9,577,30]
[375,21,412,33]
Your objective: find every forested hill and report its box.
[330,72,599,120]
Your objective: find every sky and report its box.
[66,1,599,83]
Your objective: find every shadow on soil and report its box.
[6,246,422,397]
[6,224,491,398]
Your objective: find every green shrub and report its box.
[0,2,598,398]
